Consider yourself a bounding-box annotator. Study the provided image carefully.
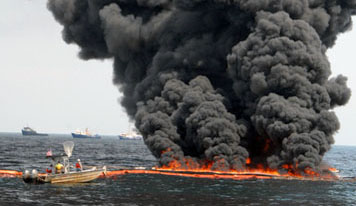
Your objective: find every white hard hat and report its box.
[77,159,80,161]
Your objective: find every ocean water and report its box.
[1,133,356,206]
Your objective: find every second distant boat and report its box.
[72,128,101,139]
[118,126,143,140]
[22,126,48,136]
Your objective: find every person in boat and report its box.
[46,164,53,174]
[55,161,64,174]
[75,159,83,172]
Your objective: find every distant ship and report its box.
[22,127,48,136]
[72,128,101,139]
[118,126,143,140]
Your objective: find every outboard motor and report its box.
[22,169,44,184]
[23,170,31,183]
[31,169,38,179]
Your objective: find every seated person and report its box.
[46,164,53,174]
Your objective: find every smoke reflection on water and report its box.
[0,133,355,205]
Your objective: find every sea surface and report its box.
[0,132,356,206]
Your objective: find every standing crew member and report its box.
[55,161,64,174]
[75,159,82,172]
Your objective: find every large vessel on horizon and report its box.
[71,128,101,139]
[118,126,143,140]
[22,127,48,136]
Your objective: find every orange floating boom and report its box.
[0,170,22,178]
[103,169,340,181]
[104,169,274,180]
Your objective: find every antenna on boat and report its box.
[63,141,74,173]
[63,141,74,157]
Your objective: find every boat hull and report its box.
[42,169,105,184]
[72,133,101,139]
[22,130,48,136]
[118,135,142,140]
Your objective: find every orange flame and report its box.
[161,148,172,155]
[154,157,339,181]
[263,138,271,153]
[329,168,339,173]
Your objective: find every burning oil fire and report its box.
[47,0,356,177]
[149,148,340,181]
[153,159,339,181]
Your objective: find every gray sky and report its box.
[0,0,129,135]
[0,1,355,145]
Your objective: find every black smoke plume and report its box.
[48,0,355,172]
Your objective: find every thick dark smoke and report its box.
[48,0,355,172]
